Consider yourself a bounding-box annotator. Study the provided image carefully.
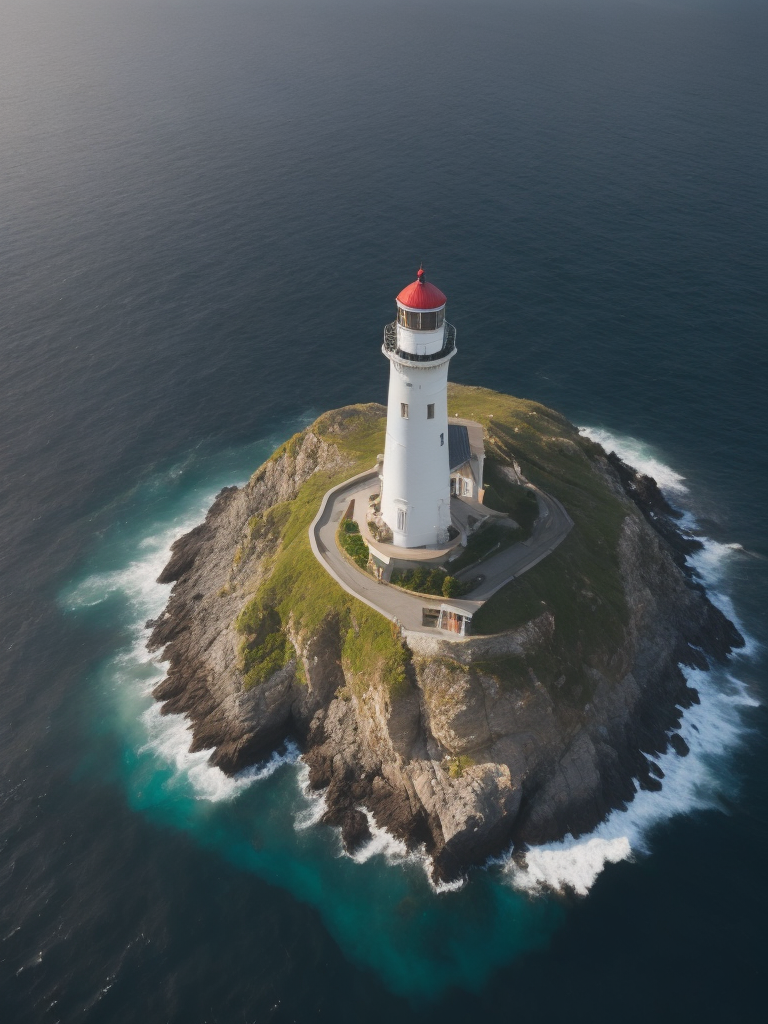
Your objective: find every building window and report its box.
[462,478,471,496]
[427,404,435,419]
[401,402,409,418]
[440,432,444,446]
[396,508,407,532]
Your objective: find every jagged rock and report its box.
[669,733,691,757]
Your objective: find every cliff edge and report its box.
[148,386,743,881]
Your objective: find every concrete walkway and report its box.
[308,468,573,638]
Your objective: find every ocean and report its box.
[1,0,766,1020]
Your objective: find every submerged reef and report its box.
[147,385,743,882]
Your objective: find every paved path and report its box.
[309,468,573,638]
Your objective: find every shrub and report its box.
[410,568,428,593]
[241,630,294,690]
[426,569,446,594]
[389,567,448,596]
[442,575,467,598]
[447,755,476,779]
[338,521,369,569]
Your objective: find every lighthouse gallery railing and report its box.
[382,321,456,363]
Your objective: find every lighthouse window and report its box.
[396,508,407,532]
[397,308,445,331]
[427,404,435,419]
[401,403,409,418]
[440,432,444,446]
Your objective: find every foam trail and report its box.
[579,426,688,493]
[64,508,212,620]
[341,810,462,893]
[503,426,759,896]
[140,699,299,802]
[348,810,409,864]
[65,459,303,803]
[506,667,755,895]
[686,539,758,659]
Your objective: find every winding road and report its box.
[309,468,573,638]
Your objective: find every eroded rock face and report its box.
[148,410,743,882]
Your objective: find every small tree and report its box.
[410,568,428,593]
[426,569,446,595]
[442,575,463,598]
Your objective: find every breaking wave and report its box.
[579,426,689,493]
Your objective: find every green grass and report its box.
[447,754,476,779]
[446,522,520,575]
[338,519,369,569]
[481,461,539,532]
[241,630,294,690]
[343,617,410,700]
[235,404,411,700]
[447,384,633,698]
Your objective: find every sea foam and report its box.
[65,477,303,804]
[578,426,689,494]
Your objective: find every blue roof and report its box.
[448,424,471,472]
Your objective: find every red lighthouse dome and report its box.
[396,268,446,310]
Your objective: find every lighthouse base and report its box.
[343,482,502,576]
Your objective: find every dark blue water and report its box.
[2,0,767,1020]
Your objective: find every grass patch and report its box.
[235,403,409,700]
[447,522,520,574]
[343,617,410,700]
[238,606,296,690]
[447,755,476,779]
[241,630,294,690]
[447,384,633,695]
[338,519,369,569]
[482,462,539,532]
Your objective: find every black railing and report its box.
[382,321,456,363]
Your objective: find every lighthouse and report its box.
[380,268,457,548]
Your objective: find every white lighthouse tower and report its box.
[380,268,457,548]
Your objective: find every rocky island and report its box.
[148,385,743,882]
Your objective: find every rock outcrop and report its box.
[148,392,743,882]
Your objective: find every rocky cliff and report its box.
[148,387,743,881]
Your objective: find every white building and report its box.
[380,269,457,548]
